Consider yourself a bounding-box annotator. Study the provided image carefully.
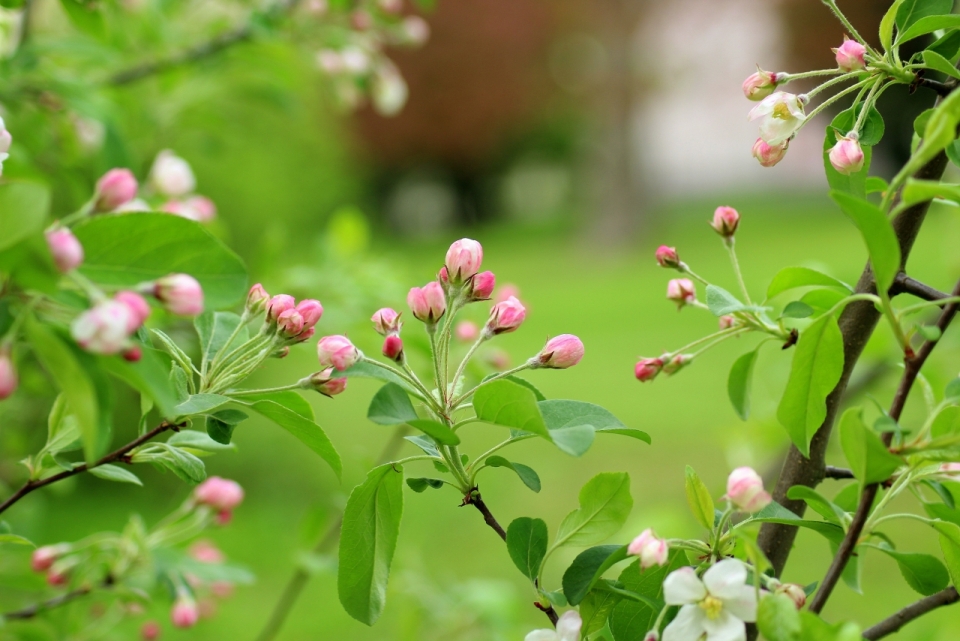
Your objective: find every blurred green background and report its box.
[3,0,960,639]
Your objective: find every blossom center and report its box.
[772,102,793,120]
[699,595,724,620]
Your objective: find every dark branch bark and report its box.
[891,273,951,303]
[915,77,955,97]
[823,466,855,480]
[2,585,94,620]
[0,422,179,517]
[863,587,960,640]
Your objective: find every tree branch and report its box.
[862,587,960,640]
[823,466,854,480]
[0,421,180,517]
[2,583,99,620]
[891,272,951,303]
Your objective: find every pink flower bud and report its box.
[31,545,65,572]
[95,168,138,212]
[828,135,864,175]
[444,238,483,284]
[662,353,691,375]
[486,349,510,370]
[296,299,324,328]
[276,309,305,339]
[725,466,772,513]
[407,282,447,324]
[189,540,225,564]
[300,368,348,397]
[246,284,270,315]
[485,296,526,335]
[123,345,143,362]
[634,358,663,382]
[378,0,401,13]
[194,476,244,511]
[371,308,402,336]
[742,68,779,101]
[266,294,295,323]
[382,335,403,362]
[752,138,789,167]
[351,9,372,30]
[211,581,234,598]
[468,270,496,301]
[939,462,960,478]
[171,596,199,628]
[154,274,204,316]
[150,150,196,197]
[627,528,669,569]
[317,335,361,371]
[115,291,151,332]
[711,206,740,238]
[655,245,680,269]
[47,570,68,586]
[216,510,232,526]
[455,320,479,342]
[45,228,84,273]
[184,196,216,222]
[495,284,520,304]
[833,37,866,72]
[777,583,807,609]
[293,327,315,343]
[71,300,136,355]
[402,15,430,45]
[141,620,161,640]
[666,279,696,308]
[0,351,18,400]
[534,334,584,369]
[718,315,737,330]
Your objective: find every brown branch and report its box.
[863,587,960,640]
[891,273,951,303]
[823,466,855,480]
[3,584,95,620]
[914,77,956,98]
[0,422,179,517]
[808,278,960,614]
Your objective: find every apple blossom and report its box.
[662,559,757,641]
[317,335,361,371]
[408,282,446,324]
[445,238,484,284]
[115,291,151,332]
[485,296,526,335]
[154,274,204,316]
[834,37,866,72]
[0,351,17,400]
[742,68,779,101]
[533,334,584,369]
[634,358,663,382]
[194,476,244,511]
[655,245,680,269]
[276,309,305,339]
[371,308,401,336]
[71,300,135,355]
[748,92,806,146]
[301,368,348,397]
[828,134,864,175]
[524,610,582,641]
[150,150,196,197]
[752,137,789,167]
[456,320,479,342]
[725,466,772,512]
[45,228,84,273]
[171,595,200,628]
[468,270,496,301]
[296,299,324,328]
[266,294,295,323]
[666,278,696,308]
[711,206,740,239]
[94,169,138,212]
[627,528,669,569]
[246,284,270,315]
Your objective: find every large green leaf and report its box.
[785,485,846,526]
[367,383,418,425]
[881,0,906,51]
[554,473,632,549]
[897,0,953,32]
[173,393,233,418]
[824,127,872,198]
[685,466,715,530]
[506,517,548,581]
[0,182,50,251]
[474,379,550,440]
[877,545,949,595]
[562,544,628,606]
[99,347,178,419]
[338,464,404,625]
[406,419,459,445]
[73,213,247,309]
[757,593,802,641]
[608,551,688,641]
[838,407,903,484]
[830,191,900,293]
[923,49,960,80]
[728,347,760,421]
[579,589,622,637]
[777,313,844,456]
[766,266,852,300]
[897,14,960,44]
[339,361,416,393]
[243,400,341,478]
[89,464,142,486]
[538,399,650,443]
[232,390,313,421]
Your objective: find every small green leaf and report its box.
[0,182,50,251]
[474,379,551,440]
[243,400,341,478]
[946,378,960,402]
[167,429,236,453]
[404,435,440,458]
[931,406,960,437]
[174,393,232,417]
[866,176,890,194]
[830,191,901,294]
[339,360,417,393]
[0,533,35,547]
[405,477,443,493]
[89,464,143,486]
[406,418,459,445]
[685,466,715,530]
[367,383,419,425]
[897,14,960,45]
[506,517,548,581]
[838,407,903,484]
[881,0,906,51]
[234,390,313,421]
[555,473,632,550]
[924,49,960,80]
[562,544,628,606]
[757,593,802,641]
[766,266,852,300]
[705,285,764,316]
[540,399,649,444]
[194,312,247,364]
[728,347,760,421]
[550,425,596,456]
[831,104,885,147]
[877,545,950,595]
[785,485,846,526]
[485,456,541,492]
[897,0,953,32]
[482,373,546,400]
[157,444,207,483]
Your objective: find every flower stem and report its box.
[725,240,752,306]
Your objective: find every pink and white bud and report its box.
[266,294,295,323]
[0,351,17,400]
[777,583,807,609]
[468,270,496,301]
[456,320,479,342]
[752,137,789,168]
[742,68,779,101]
[655,245,680,269]
[0,116,12,158]
[662,353,692,375]
[114,198,151,213]
[627,528,669,569]
[45,228,84,273]
[150,150,196,197]
[94,169,138,212]
[401,16,430,46]
[295,299,324,328]
[939,462,960,478]
[31,545,67,572]
[141,620,161,640]
[534,334,584,369]
[154,274,204,316]
[189,540,225,564]
[833,38,866,72]
[828,135,864,175]
[122,345,143,362]
[711,206,740,239]
[194,476,244,511]
[371,308,402,336]
[115,291,151,332]
[300,368,348,397]
[171,595,199,629]
[71,300,135,355]
[666,279,696,308]
[382,335,403,362]
[485,296,526,335]
[407,282,447,324]
[246,284,270,316]
[634,358,663,382]
[719,315,737,330]
[216,510,233,526]
[726,466,772,513]
[495,284,520,304]
[185,196,216,222]
[378,0,401,13]
[748,92,806,146]
[276,309,305,339]
[47,569,68,586]
[317,335,361,371]
[444,238,483,284]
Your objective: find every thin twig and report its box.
[824,466,855,480]
[863,587,960,639]
[2,583,99,620]
[891,273,951,303]
[0,422,180,517]
[914,77,955,97]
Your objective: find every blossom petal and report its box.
[524,630,559,641]
[663,604,707,641]
[703,559,748,600]
[702,610,747,641]
[663,567,707,605]
[556,610,582,641]
[747,99,772,121]
[722,586,758,623]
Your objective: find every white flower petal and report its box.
[556,610,582,641]
[524,630,559,641]
[702,610,746,641]
[663,567,707,605]
[703,560,747,601]
[722,586,758,623]
[662,604,707,641]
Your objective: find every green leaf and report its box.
[367,383,418,425]
[506,517,549,581]
[881,0,906,51]
[555,473,632,549]
[831,104,885,147]
[485,456,541,492]
[562,544,628,606]
[897,0,953,31]
[924,49,960,80]
[838,407,903,484]
[205,409,248,446]
[89,464,142,486]
[167,428,237,453]
[482,373,546,400]
[539,399,650,444]
[549,425,596,456]
[928,29,960,61]
[580,590,622,637]
[59,0,105,38]
[798,611,862,641]
[757,593,802,641]
[99,347,179,419]
[786,485,845,526]
[338,464,404,625]
[25,318,100,464]
[157,444,207,483]
[866,176,890,194]
[801,288,849,313]
[339,360,417,393]
[244,400,341,478]
[608,551,688,641]
[946,377,960,402]
[897,14,960,44]
[685,466,716,530]
[743,502,846,545]
[932,406,960,437]
[782,301,815,319]
[935,521,960,586]
[474,379,551,440]
[406,419,459,445]
[0,182,50,251]
[777,313,845,456]
[830,191,901,293]
[73,213,247,309]
[0,533,35,547]
[233,390,314,421]
[173,393,232,418]
[901,179,960,207]
[766,266,852,300]
[824,127,872,197]
[405,477,443,492]
[728,347,761,421]
[877,545,949,595]
[194,312,247,364]
[404,435,440,458]
[705,285,764,316]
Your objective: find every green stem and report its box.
[725,239,752,305]
[467,435,533,474]
[822,0,876,54]
[680,263,710,287]
[794,78,873,137]
[449,334,487,402]
[671,326,749,357]
[781,69,847,83]
[805,70,862,99]
[451,362,532,407]
[898,296,960,317]
[428,328,446,407]
[229,383,301,396]
[205,312,251,379]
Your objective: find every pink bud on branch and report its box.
[627,529,669,569]
[382,335,403,362]
[194,476,244,512]
[150,150,196,197]
[710,206,740,239]
[115,291,151,332]
[828,134,864,175]
[407,282,446,324]
[752,138,789,167]
[371,308,402,336]
[71,300,137,355]
[246,284,270,316]
[666,279,696,309]
[0,350,17,400]
[741,68,779,101]
[266,294,295,323]
[317,335,361,371]
[484,296,526,336]
[45,228,84,273]
[444,238,483,284]
[532,334,584,369]
[171,595,200,628]
[634,358,663,382]
[833,37,866,72]
[31,545,67,572]
[301,368,348,397]
[655,245,680,269]
[725,466,772,512]
[94,168,138,212]
[153,274,204,316]
[467,270,496,301]
[276,309,305,339]
[296,299,323,329]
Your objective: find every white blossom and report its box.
[662,560,757,641]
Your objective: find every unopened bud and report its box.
[752,138,789,167]
[371,308,402,336]
[154,274,204,316]
[246,284,270,315]
[401,16,430,46]
[468,270,496,301]
[833,37,866,72]
[150,150,196,197]
[484,296,526,336]
[296,299,324,329]
[266,294,295,323]
[742,68,779,101]
[725,466,772,513]
[777,583,807,609]
[444,238,483,285]
[171,595,199,628]
[408,282,446,324]
[655,245,680,269]
[141,620,161,640]
[711,206,740,239]
[122,345,143,362]
[115,290,151,332]
[194,476,244,511]
[828,135,864,175]
[634,358,663,382]
[661,353,691,375]
[719,315,737,330]
[456,320,479,342]
[95,168,138,212]
[532,334,584,369]
[276,309,305,339]
[382,335,403,362]
[300,368,348,397]
[666,279,696,309]
[627,528,669,569]
[0,349,18,400]
[45,228,84,273]
[317,335,361,371]
[31,545,68,572]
